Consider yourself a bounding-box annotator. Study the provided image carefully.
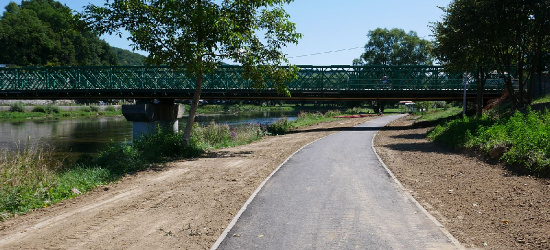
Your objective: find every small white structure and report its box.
[399,101,416,113]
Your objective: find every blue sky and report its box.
[1,0,452,65]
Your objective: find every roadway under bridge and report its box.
[0,65,506,101]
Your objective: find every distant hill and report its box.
[111,47,147,66]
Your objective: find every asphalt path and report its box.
[214,115,462,250]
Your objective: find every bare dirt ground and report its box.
[375,116,550,249]
[1,115,548,249]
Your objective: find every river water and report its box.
[0,111,298,157]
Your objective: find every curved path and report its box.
[214,115,462,249]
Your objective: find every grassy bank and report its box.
[0,110,350,220]
[0,103,122,121]
[428,107,550,177]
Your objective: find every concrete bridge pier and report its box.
[122,99,184,140]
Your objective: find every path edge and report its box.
[210,135,330,250]
[371,126,464,249]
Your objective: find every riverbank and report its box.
[0,115,377,249]
[1,114,548,249]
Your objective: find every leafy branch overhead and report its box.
[83,0,301,91]
[84,0,301,145]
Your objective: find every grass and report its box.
[415,106,462,122]
[0,107,380,219]
[0,105,122,121]
[0,121,267,220]
[532,92,550,105]
[428,107,550,177]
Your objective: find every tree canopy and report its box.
[84,0,301,144]
[433,0,550,108]
[354,28,434,66]
[0,0,119,66]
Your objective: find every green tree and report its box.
[432,0,495,117]
[0,0,117,66]
[354,28,434,66]
[434,0,550,109]
[84,0,301,145]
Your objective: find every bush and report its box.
[9,102,24,112]
[104,106,117,112]
[90,105,100,112]
[268,118,292,135]
[32,105,60,114]
[79,106,92,112]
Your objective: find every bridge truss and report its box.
[0,65,505,101]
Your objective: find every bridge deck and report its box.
[0,65,504,101]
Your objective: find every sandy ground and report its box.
[0,115,548,249]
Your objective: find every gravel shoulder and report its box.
[1,114,548,249]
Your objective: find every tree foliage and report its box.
[84,0,301,144]
[111,47,146,66]
[354,28,434,66]
[0,0,118,66]
[433,0,550,109]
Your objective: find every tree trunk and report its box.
[182,71,203,146]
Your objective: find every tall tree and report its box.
[434,0,550,109]
[84,0,301,145]
[432,0,495,117]
[0,0,118,66]
[354,28,434,66]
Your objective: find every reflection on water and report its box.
[0,117,133,155]
[0,111,297,156]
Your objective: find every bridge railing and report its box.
[0,65,501,98]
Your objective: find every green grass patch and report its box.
[428,108,550,177]
[0,105,122,121]
[532,92,550,105]
[268,110,344,135]
[416,107,462,122]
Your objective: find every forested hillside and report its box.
[111,47,146,66]
[0,0,144,67]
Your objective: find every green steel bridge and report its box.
[0,65,506,101]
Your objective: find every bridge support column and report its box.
[122,99,184,140]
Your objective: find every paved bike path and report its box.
[214,115,461,249]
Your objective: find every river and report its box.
[0,111,298,158]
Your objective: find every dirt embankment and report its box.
[375,116,550,249]
[0,115,548,249]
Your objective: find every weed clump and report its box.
[9,102,24,112]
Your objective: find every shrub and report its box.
[104,106,117,112]
[79,106,92,112]
[90,105,100,112]
[268,118,292,135]
[9,102,24,112]
[32,105,60,114]
[32,105,47,113]
[46,105,60,114]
